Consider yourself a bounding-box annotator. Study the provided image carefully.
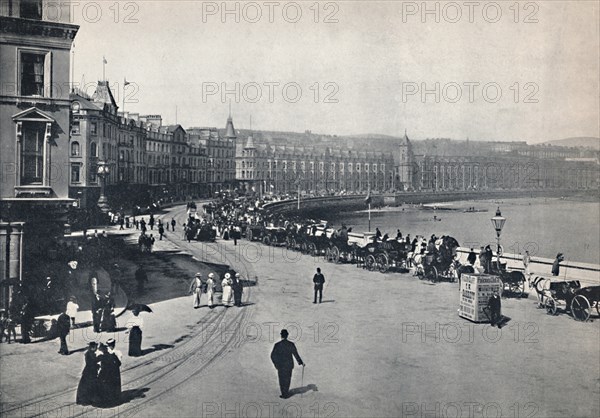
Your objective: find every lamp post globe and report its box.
[491,207,506,260]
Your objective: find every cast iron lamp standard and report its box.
[97,161,110,213]
[491,207,506,265]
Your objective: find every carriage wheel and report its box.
[596,301,600,317]
[330,246,340,263]
[377,253,389,273]
[544,297,557,315]
[366,254,377,271]
[247,230,253,241]
[262,236,271,246]
[510,281,524,298]
[427,266,439,282]
[308,243,317,257]
[571,295,591,321]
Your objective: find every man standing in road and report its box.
[270,329,304,399]
[313,267,325,304]
[522,250,532,284]
[171,218,176,231]
[189,273,203,309]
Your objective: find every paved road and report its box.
[2,203,598,417]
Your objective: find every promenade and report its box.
[1,204,599,417]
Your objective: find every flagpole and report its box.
[102,56,106,81]
[122,77,126,113]
[368,203,371,232]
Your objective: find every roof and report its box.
[164,124,185,133]
[92,81,118,109]
[225,116,236,138]
[245,135,255,149]
[70,93,102,111]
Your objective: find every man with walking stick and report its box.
[270,329,304,399]
[313,267,325,304]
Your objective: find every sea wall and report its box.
[264,195,384,217]
[264,188,591,216]
[455,247,600,287]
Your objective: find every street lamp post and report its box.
[491,207,506,263]
[97,161,110,213]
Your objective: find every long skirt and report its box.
[76,366,98,405]
[207,289,214,307]
[222,286,233,306]
[129,326,142,356]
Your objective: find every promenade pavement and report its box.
[1,204,599,418]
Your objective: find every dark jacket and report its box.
[467,251,477,265]
[313,273,325,288]
[57,313,71,337]
[271,339,303,370]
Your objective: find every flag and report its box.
[124,78,131,86]
[270,184,274,189]
[364,188,372,205]
[103,56,107,64]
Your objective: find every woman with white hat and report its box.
[221,273,233,307]
[188,273,203,309]
[206,273,216,309]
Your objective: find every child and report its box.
[66,296,79,327]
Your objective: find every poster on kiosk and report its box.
[459,273,502,323]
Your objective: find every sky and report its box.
[68,0,600,143]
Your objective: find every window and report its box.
[71,141,80,156]
[20,123,45,185]
[89,167,97,184]
[71,120,80,135]
[90,142,98,157]
[71,164,81,183]
[20,52,47,96]
[90,122,97,135]
[20,0,42,19]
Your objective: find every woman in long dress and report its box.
[76,342,99,406]
[221,273,233,307]
[97,341,122,407]
[127,309,143,356]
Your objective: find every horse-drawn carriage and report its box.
[489,261,527,298]
[415,236,462,282]
[245,224,265,242]
[261,226,288,246]
[325,236,357,264]
[533,278,600,321]
[359,240,411,273]
[194,224,216,242]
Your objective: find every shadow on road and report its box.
[141,344,175,356]
[120,387,150,404]
[289,384,318,397]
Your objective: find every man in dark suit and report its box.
[313,267,325,304]
[57,312,71,355]
[270,329,304,399]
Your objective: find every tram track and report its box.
[3,204,259,417]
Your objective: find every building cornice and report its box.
[0,17,78,48]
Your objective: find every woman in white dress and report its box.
[221,273,233,307]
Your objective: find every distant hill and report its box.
[543,137,600,150]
